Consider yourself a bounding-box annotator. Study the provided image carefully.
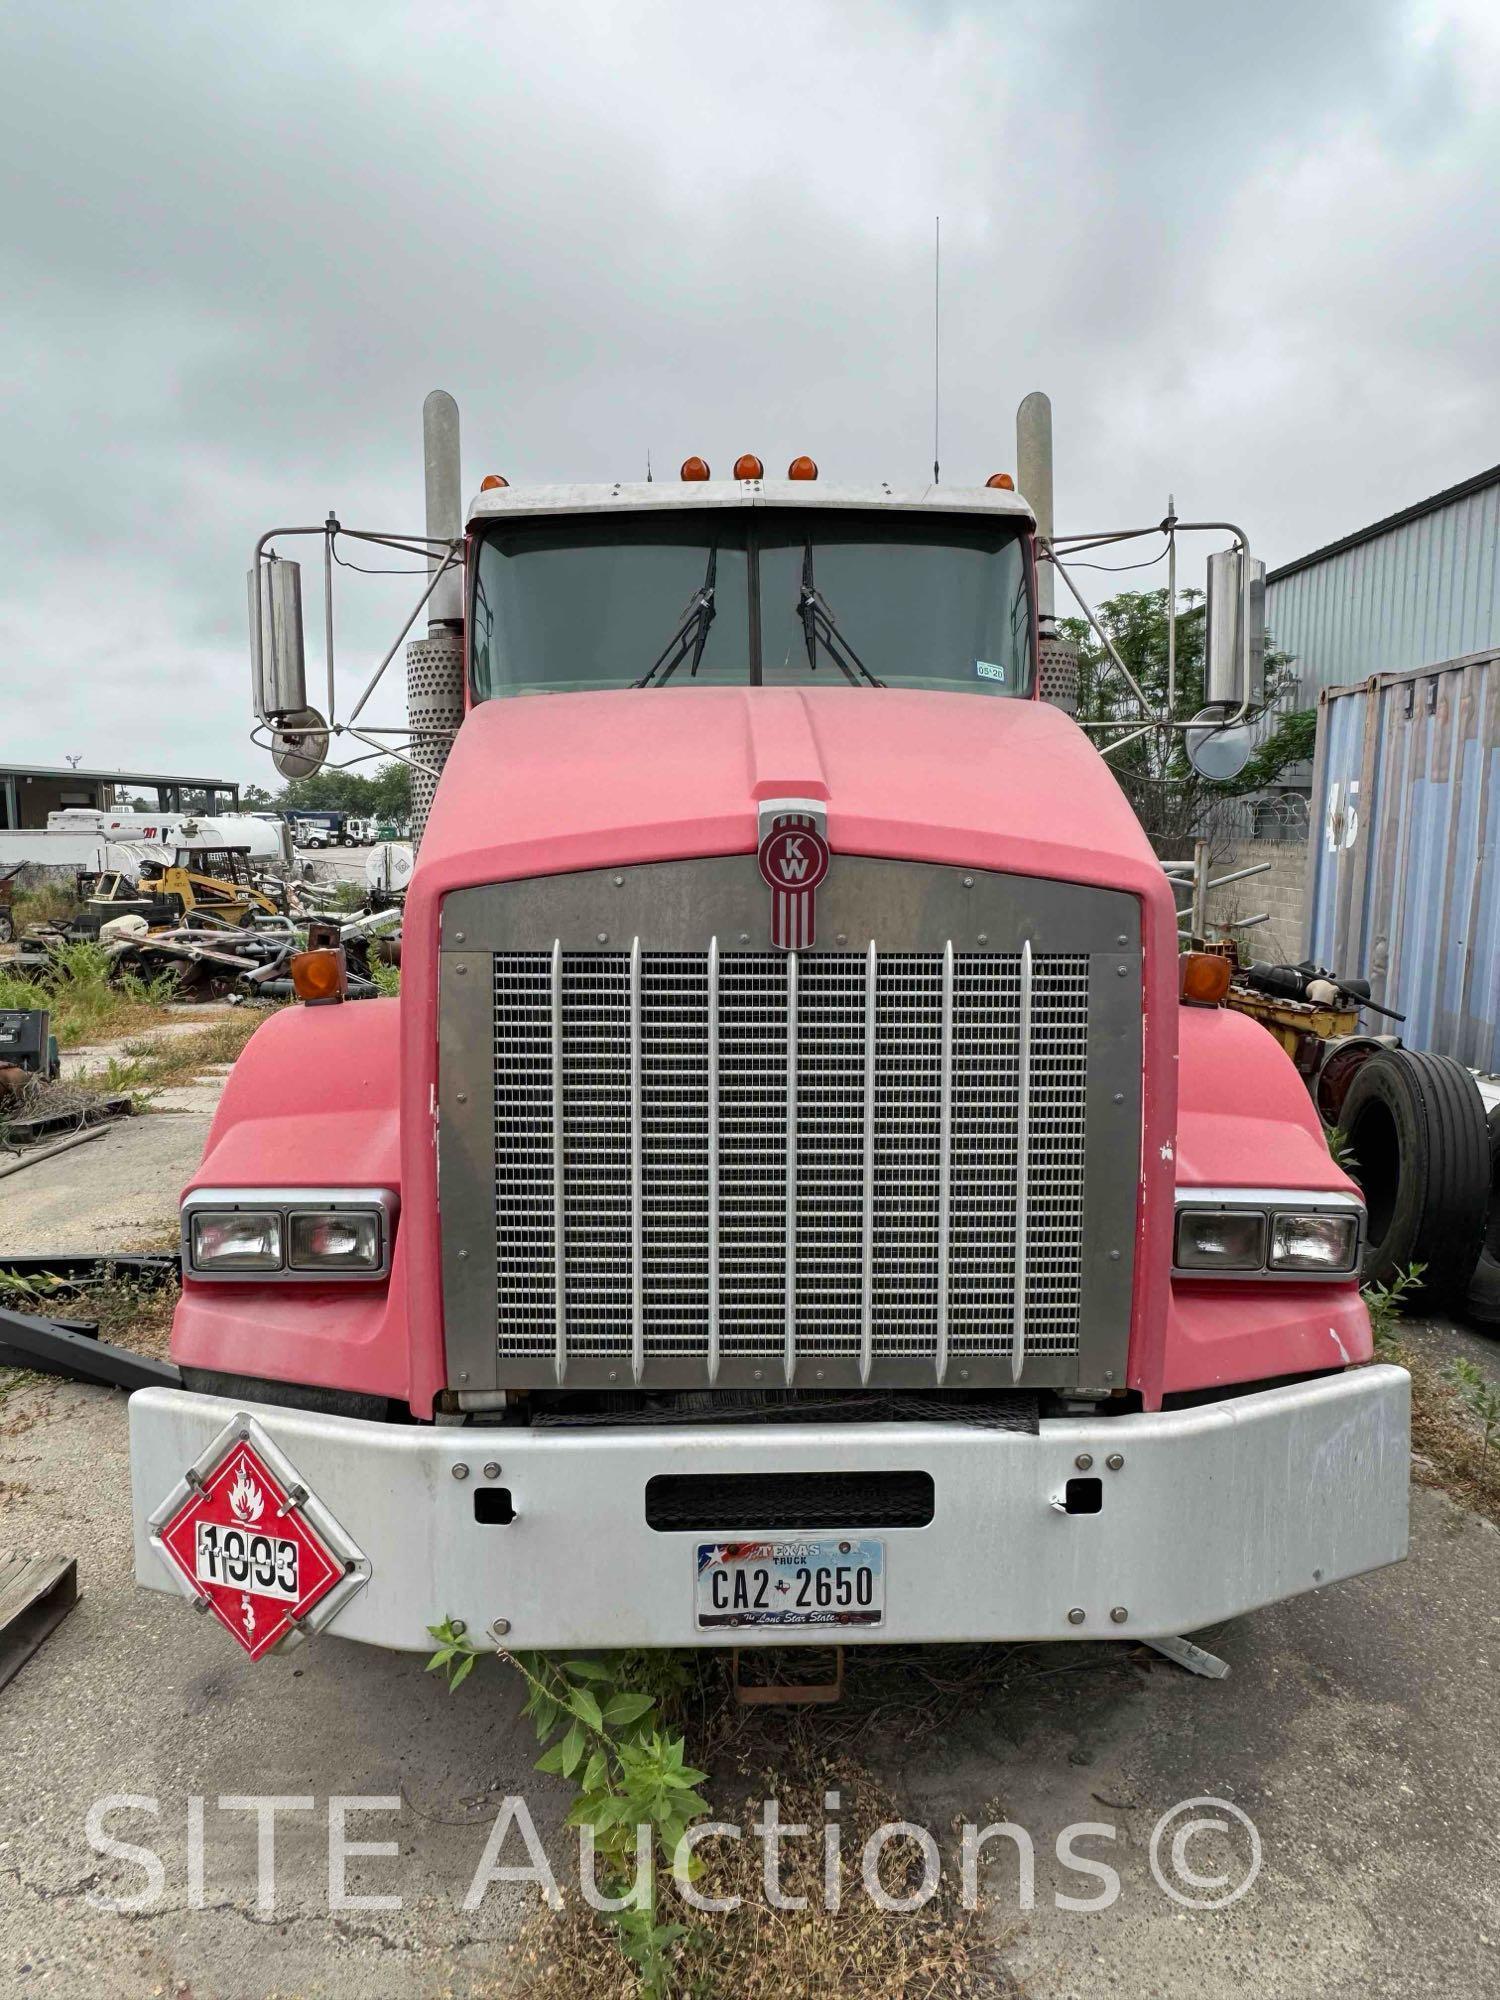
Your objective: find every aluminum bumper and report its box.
[130,1365,1410,1652]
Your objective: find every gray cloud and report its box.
[2,0,1496,779]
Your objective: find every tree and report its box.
[269,760,411,820]
[1060,586,1312,854]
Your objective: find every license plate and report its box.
[694,1538,885,1630]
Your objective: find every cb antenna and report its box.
[932,215,941,486]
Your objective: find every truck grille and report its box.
[490,946,1092,1383]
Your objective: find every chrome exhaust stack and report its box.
[407,390,466,847]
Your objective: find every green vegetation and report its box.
[0,940,179,1047]
[265,759,411,820]
[1062,585,1312,848]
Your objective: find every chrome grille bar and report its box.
[487,944,1097,1383]
[1012,938,1033,1384]
[936,938,955,1385]
[785,949,799,1383]
[707,934,721,1384]
[629,935,643,1384]
[861,938,877,1386]
[551,937,566,1384]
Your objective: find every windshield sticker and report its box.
[975,659,1009,684]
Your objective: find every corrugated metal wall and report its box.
[1308,649,1500,1070]
[1266,476,1500,708]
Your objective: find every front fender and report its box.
[172,1001,425,1410]
[1148,1005,1371,1402]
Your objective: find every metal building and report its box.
[1266,462,1500,722]
[0,763,241,831]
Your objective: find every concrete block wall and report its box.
[1205,840,1309,963]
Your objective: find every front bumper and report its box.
[130,1365,1410,1652]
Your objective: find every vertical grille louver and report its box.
[491,947,1092,1382]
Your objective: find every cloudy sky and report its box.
[4,0,1497,784]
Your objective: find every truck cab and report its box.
[129,446,1410,1663]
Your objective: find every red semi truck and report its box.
[129,397,1409,1667]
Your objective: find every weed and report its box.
[0,938,179,1047]
[369,956,401,997]
[1362,1262,1424,1351]
[1447,1358,1500,1473]
[1324,1123,1358,1174]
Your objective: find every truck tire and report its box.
[1341,1049,1489,1305]
[1462,1104,1500,1329]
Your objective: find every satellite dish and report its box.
[271,707,330,780]
[1184,705,1256,781]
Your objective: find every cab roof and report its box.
[466,478,1036,530]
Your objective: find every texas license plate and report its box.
[694,1538,885,1630]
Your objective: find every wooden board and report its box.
[0,1552,79,1690]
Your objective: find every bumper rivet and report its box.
[1110,1606,1128,1624]
[492,1618,511,1638]
[450,1618,467,1636]
[1106,1452,1124,1471]
[451,1462,470,1481]
[1074,1453,1093,1470]
[597,932,608,944]
[483,1462,502,1479]
[1067,1607,1086,1626]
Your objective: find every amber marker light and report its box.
[680,456,711,481]
[1179,952,1232,1006]
[987,472,1015,490]
[479,473,509,491]
[290,947,348,1006]
[787,455,819,481]
[733,454,764,480]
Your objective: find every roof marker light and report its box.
[733,454,764,480]
[680,456,711,481]
[480,474,509,491]
[788,455,818,481]
[987,473,1015,490]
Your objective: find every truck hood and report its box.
[417,686,1166,899]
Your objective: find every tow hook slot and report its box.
[1057,1476,1103,1515]
[732,1646,845,1706]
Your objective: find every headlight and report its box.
[1173,1191,1363,1278]
[183,1189,396,1281]
[288,1210,382,1272]
[1270,1211,1360,1273]
[1174,1208,1267,1271]
[189,1211,283,1272]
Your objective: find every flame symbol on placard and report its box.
[228,1465,264,1524]
[241,1595,256,1638]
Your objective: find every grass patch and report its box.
[513,1741,1013,1998]
[113,1008,278,1093]
[1378,1326,1500,1528]
[0,1262,180,1361]
[0,939,180,1048]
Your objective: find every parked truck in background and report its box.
[128,395,1409,1668]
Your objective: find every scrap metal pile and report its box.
[15,896,400,1002]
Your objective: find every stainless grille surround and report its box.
[439,858,1143,1395]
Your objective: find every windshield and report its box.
[470,508,1033,699]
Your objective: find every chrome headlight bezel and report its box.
[182,1187,398,1281]
[1172,1188,1363,1280]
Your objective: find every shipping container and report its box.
[1307,647,1500,1070]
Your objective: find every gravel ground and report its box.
[1,1035,1497,1996]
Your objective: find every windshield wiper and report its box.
[798,544,885,687]
[635,545,718,687]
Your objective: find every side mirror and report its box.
[248,555,307,721]
[1203,547,1266,712]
